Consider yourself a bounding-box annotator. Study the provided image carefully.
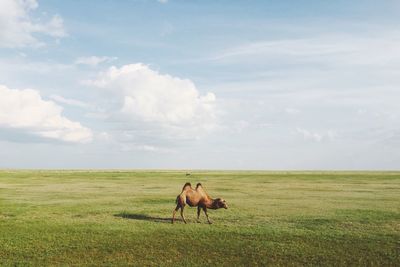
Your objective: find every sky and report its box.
[0,0,400,169]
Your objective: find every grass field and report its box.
[0,170,399,266]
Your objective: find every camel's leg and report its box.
[203,207,212,224]
[180,205,187,224]
[172,205,180,224]
[196,206,201,223]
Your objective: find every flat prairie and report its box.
[0,170,399,266]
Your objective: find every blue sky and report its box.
[1,0,400,169]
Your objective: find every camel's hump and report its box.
[182,182,192,190]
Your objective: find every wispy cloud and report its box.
[49,94,93,109]
[212,33,400,68]
[0,0,66,48]
[75,56,117,66]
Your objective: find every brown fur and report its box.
[172,182,228,224]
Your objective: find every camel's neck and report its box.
[204,198,217,209]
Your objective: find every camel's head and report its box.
[214,198,228,209]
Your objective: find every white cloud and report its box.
[232,120,250,133]
[296,128,322,142]
[88,63,217,139]
[0,85,92,143]
[49,94,92,109]
[0,0,66,47]
[75,56,117,66]
[296,128,336,142]
[158,0,168,3]
[121,144,158,152]
[285,108,300,115]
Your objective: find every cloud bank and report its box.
[88,64,217,139]
[0,85,92,143]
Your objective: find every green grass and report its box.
[0,170,399,266]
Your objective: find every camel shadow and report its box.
[114,212,181,223]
